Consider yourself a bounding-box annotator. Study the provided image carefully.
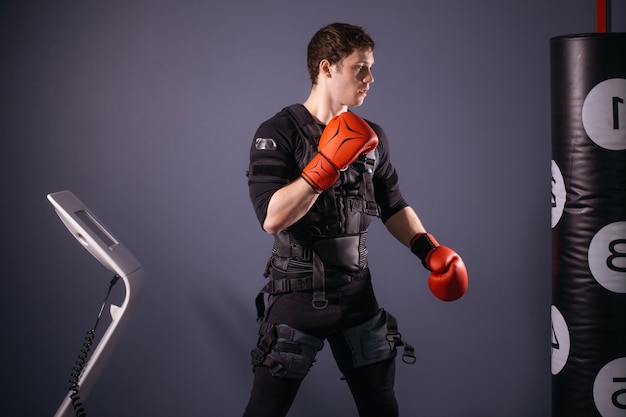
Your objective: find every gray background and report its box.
[2,1,625,416]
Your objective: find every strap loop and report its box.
[310,251,327,309]
[385,311,417,365]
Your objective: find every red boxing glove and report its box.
[410,233,468,301]
[302,112,378,193]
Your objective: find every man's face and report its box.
[328,48,375,108]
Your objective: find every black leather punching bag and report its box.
[551,32,626,417]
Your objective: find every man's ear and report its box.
[319,59,333,79]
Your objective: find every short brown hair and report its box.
[307,23,375,84]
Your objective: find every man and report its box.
[244,22,468,417]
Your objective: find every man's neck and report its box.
[302,86,347,125]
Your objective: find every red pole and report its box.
[596,0,612,32]
[597,0,606,32]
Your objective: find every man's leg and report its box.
[244,318,324,417]
[328,308,401,417]
[343,358,398,417]
[242,366,302,417]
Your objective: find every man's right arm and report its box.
[262,178,319,235]
[250,112,377,235]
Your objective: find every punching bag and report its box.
[551,33,626,416]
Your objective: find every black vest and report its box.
[284,104,380,238]
[267,105,380,280]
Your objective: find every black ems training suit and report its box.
[244,104,414,417]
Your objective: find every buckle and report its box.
[402,351,417,364]
[250,347,266,365]
[269,279,291,293]
[311,295,328,310]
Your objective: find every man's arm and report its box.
[386,206,468,301]
[384,206,427,247]
[264,112,379,235]
[263,178,319,235]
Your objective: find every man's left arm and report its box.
[385,207,468,301]
[384,206,426,247]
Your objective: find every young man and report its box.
[244,23,468,417]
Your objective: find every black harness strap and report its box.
[361,151,380,217]
[385,311,416,364]
[285,104,343,234]
[310,251,328,309]
[285,104,323,149]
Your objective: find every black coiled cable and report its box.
[68,274,120,417]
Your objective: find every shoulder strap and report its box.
[284,104,323,146]
[361,149,381,217]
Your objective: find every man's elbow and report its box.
[262,218,282,235]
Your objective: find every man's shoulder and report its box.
[258,104,304,138]
[253,105,305,153]
[257,105,300,132]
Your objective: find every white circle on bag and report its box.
[551,160,566,228]
[593,357,626,416]
[588,221,626,294]
[551,305,570,375]
[582,78,626,151]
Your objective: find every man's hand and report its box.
[410,233,468,301]
[302,112,378,193]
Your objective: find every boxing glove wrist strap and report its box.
[410,233,437,268]
[301,153,339,194]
